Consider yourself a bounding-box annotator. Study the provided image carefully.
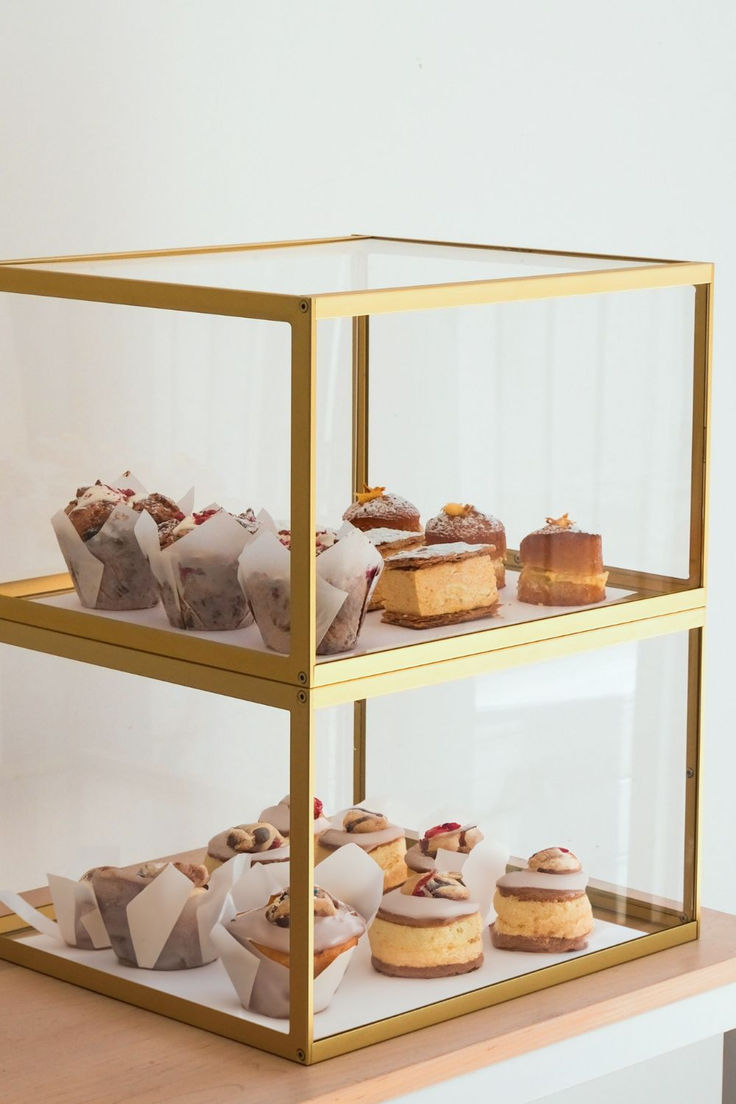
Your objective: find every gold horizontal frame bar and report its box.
[311,589,705,694]
[0,266,304,323]
[312,606,705,708]
[0,616,298,710]
[0,586,300,687]
[0,234,368,268]
[310,922,697,1063]
[314,263,712,319]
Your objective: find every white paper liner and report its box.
[214,844,384,1018]
[0,877,110,950]
[137,507,256,631]
[90,859,238,970]
[239,528,383,655]
[51,471,181,610]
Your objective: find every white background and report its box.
[1,3,734,1100]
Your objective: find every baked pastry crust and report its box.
[343,487,421,533]
[380,543,499,629]
[425,504,506,587]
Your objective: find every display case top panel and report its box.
[5,237,664,296]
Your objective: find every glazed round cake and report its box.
[405,822,484,874]
[490,847,594,952]
[425,504,506,587]
[369,870,483,978]
[518,513,608,606]
[343,486,421,533]
[257,794,331,860]
[315,807,408,891]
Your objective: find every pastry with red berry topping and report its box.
[490,846,594,952]
[343,485,421,533]
[54,475,182,610]
[140,505,254,631]
[315,807,408,891]
[425,503,506,587]
[368,870,483,978]
[257,794,331,860]
[205,821,290,872]
[90,861,215,970]
[518,514,608,606]
[406,821,484,874]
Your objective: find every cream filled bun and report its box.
[369,870,484,978]
[315,807,408,891]
[491,846,594,953]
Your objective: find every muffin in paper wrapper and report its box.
[136,507,256,631]
[0,875,110,950]
[210,844,384,1019]
[239,527,383,655]
[87,859,238,970]
[51,471,171,611]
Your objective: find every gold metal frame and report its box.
[0,235,712,1064]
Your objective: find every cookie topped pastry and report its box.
[406,821,484,873]
[316,806,408,891]
[205,821,289,871]
[425,503,506,587]
[490,845,594,953]
[343,486,421,533]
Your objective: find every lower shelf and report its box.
[3,913,665,1047]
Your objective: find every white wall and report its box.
[1,1,734,1096]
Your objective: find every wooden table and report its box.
[2,909,736,1104]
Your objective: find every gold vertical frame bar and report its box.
[689,281,712,588]
[352,316,370,804]
[287,301,317,1062]
[683,628,703,921]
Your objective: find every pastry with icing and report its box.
[380,542,499,629]
[226,885,367,1017]
[369,870,483,977]
[490,847,594,952]
[257,794,332,860]
[315,807,408,891]
[343,485,421,533]
[405,821,484,874]
[205,822,289,872]
[517,514,608,606]
[362,526,425,611]
[90,861,215,969]
[425,503,506,587]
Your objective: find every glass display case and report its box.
[0,235,711,1064]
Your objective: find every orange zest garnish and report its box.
[443,502,473,517]
[355,485,386,504]
[545,512,574,529]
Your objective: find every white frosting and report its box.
[258,795,331,836]
[73,484,124,508]
[320,820,404,851]
[387,541,493,562]
[227,901,366,954]
[496,870,589,892]
[363,527,424,548]
[378,886,478,921]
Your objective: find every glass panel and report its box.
[312,632,692,1039]
[0,645,293,1033]
[0,292,292,658]
[14,238,654,295]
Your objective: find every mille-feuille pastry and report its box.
[369,870,483,978]
[380,542,499,629]
[315,807,408,892]
[205,822,289,872]
[405,822,484,874]
[362,526,425,611]
[90,861,215,970]
[226,885,367,1018]
[257,794,332,860]
[517,513,608,606]
[425,503,507,587]
[343,486,421,533]
[490,847,594,953]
